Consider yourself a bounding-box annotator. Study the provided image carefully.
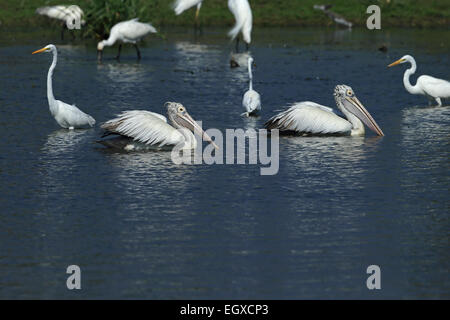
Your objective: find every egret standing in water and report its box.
[98,102,218,151]
[32,45,95,129]
[228,0,253,52]
[242,57,261,117]
[173,0,204,32]
[265,85,384,137]
[97,18,157,61]
[388,55,450,106]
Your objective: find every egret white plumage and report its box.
[32,45,95,129]
[242,57,261,117]
[265,85,384,137]
[228,0,253,52]
[173,0,204,30]
[388,55,450,106]
[98,102,219,151]
[97,18,157,61]
[36,5,85,40]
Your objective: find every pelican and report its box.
[97,18,157,61]
[388,55,450,106]
[98,102,219,151]
[36,5,85,40]
[173,0,204,31]
[265,85,384,137]
[228,0,253,52]
[32,45,95,129]
[242,57,261,117]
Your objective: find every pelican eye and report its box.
[347,90,353,96]
[178,107,185,113]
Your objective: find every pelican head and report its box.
[334,85,385,136]
[388,55,413,68]
[165,102,219,149]
[32,44,56,55]
[97,41,105,61]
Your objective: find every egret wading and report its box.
[98,102,219,151]
[32,45,95,129]
[97,18,157,61]
[173,0,204,32]
[242,57,261,117]
[388,55,450,106]
[228,0,253,53]
[265,85,384,137]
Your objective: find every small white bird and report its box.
[388,55,450,106]
[173,0,204,23]
[36,5,85,40]
[265,85,384,137]
[99,102,218,151]
[228,0,253,52]
[32,45,95,129]
[97,18,157,61]
[242,57,261,117]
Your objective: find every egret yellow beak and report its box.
[32,47,48,55]
[388,58,405,68]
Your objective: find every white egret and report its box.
[36,5,85,40]
[228,0,253,52]
[173,0,204,31]
[97,18,157,61]
[388,55,450,106]
[98,102,219,151]
[265,85,384,137]
[242,57,261,117]
[32,45,95,129]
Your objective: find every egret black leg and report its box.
[134,44,141,60]
[61,23,65,41]
[116,44,122,60]
[245,42,250,52]
[235,37,240,53]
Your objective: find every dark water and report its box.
[0,27,449,299]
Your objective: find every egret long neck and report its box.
[47,49,57,107]
[403,59,423,95]
[248,60,253,91]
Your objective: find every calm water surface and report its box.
[0,27,449,299]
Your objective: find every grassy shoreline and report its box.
[0,0,449,33]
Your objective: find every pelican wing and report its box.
[265,101,352,135]
[101,110,184,147]
[173,0,203,15]
[418,75,450,99]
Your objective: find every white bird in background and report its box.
[388,55,450,106]
[36,5,85,40]
[32,45,95,129]
[228,0,253,52]
[98,102,219,151]
[97,18,157,61]
[313,4,353,29]
[173,0,204,30]
[265,85,384,137]
[242,57,261,117]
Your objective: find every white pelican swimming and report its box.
[173,0,204,30]
[32,45,95,129]
[98,102,218,151]
[388,55,450,106]
[228,0,253,52]
[97,18,157,61]
[242,57,261,117]
[36,5,85,40]
[265,85,384,137]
